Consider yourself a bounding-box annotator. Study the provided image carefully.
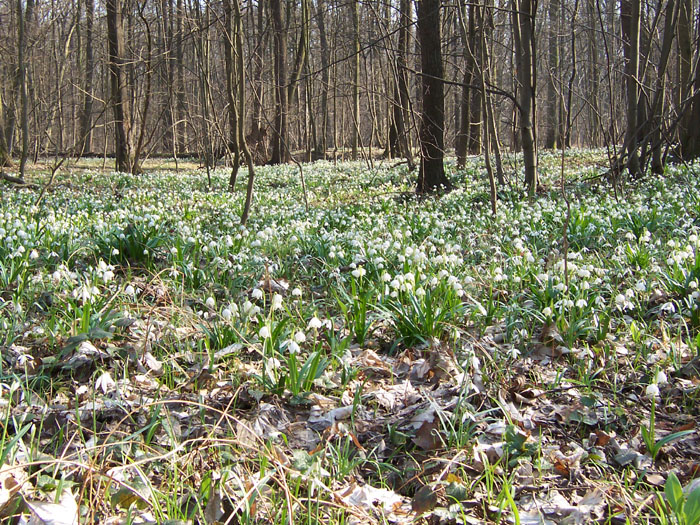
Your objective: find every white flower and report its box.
[351,267,366,278]
[292,287,302,297]
[645,383,660,398]
[29,249,39,260]
[251,288,264,300]
[287,340,300,354]
[124,284,136,296]
[575,299,587,308]
[222,308,232,321]
[294,330,306,343]
[542,306,553,318]
[112,248,120,256]
[307,316,323,330]
[655,370,668,385]
[271,293,284,310]
[205,297,216,309]
[95,371,116,394]
[259,325,271,339]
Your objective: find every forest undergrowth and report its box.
[1,150,699,524]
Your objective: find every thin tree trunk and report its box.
[545,0,562,149]
[314,0,329,159]
[270,0,288,164]
[78,0,95,155]
[351,0,360,160]
[620,0,641,176]
[512,0,538,194]
[415,0,451,194]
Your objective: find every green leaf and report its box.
[665,472,684,515]
[655,430,695,450]
[685,487,700,525]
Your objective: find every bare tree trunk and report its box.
[351,0,360,160]
[545,0,562,149]
[313,0,329,159]
[620,0,641,177]
[512,0,538,195]
[415,0,451,194]
[0,90,11,167]
[107,0,134,173]
[389,0,414,169]
[270,0,289,164]
[78,0,95,156]
[175,0,187,154]
[249,0,268,164]
[17,0,33,178]
[224,0,241,189]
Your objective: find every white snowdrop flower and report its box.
[29,249,39,260]
[645,383,660,399]
[143,249,149,256]
[259,325,271,339]
[170,246,178,255]
[103,270,115,282]
[390,279,400,289]
[307,316,323,329]
[222,308,232,321]
[554,282,566,292]
[575,299,587,308]
[95,371,117,394]
[351,267,366,278]
[635,280,646,292]
[124,284,136,296]
[381,272,392,282]
[542,307,553,317]
[660,302,676,314]
[655,370,668,385]
[52,270,62,282]
[294,330,306,343]
[689,280,698,290]
[415,287,426,297]
[292,287,302,297]
[509,347,521,359]
[615,294,626,306]
[287,340,300,354]
[206,297,216,309]
[271,293,284,310]
[251,288,264,300]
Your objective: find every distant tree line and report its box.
[1,0,700,195]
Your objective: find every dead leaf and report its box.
[413,420,443,451]
[411,485,438,515]
[23,490,78,525]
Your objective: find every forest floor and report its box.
[1,150,699,524]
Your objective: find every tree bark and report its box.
[512,0,538,194]
[78,0,95,156]
[107,0,135,173]
[351,0,360,160]
[0,90,11,167]
[620,0,641,176]
[270,0,289,164]
[313,0,329,159]
[545,0,562,149]
[415,0,451,194]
